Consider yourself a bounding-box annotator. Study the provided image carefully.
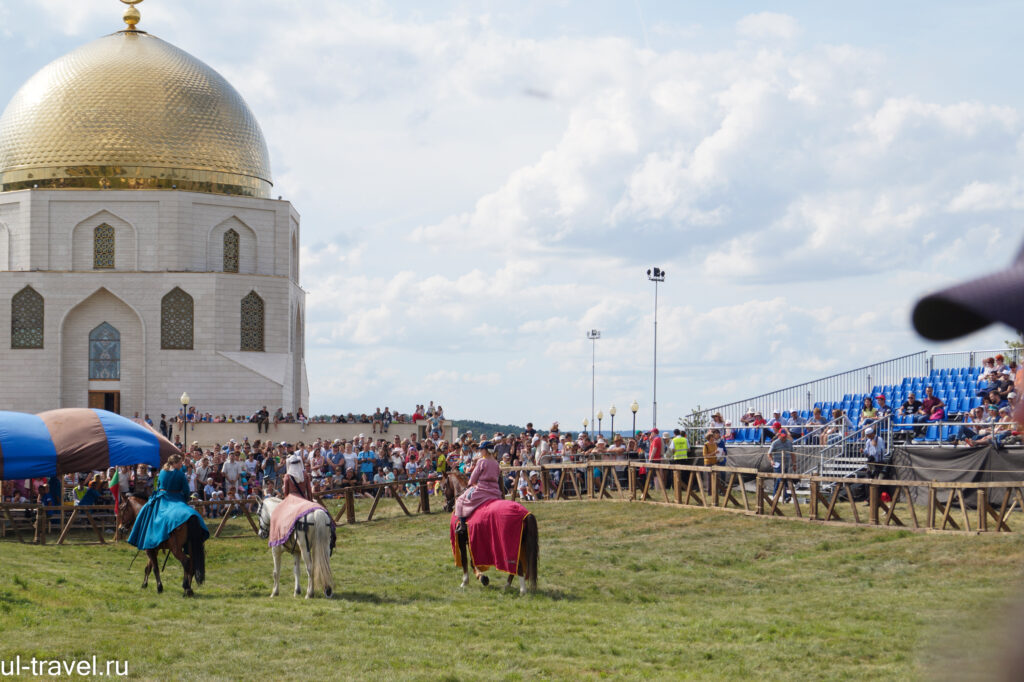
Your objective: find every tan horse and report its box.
[117,495,206,597]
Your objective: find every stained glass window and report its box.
[240,291,264,352]
[89,322,120,380]
[94,224,115,269]
[223,229,239,273]
[161,287,194,350]
[11,286,43,349]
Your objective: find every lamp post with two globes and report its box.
[630,400,639,437]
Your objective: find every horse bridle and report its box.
[116,496,137,538]
[255,498,269,538]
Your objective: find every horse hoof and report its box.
[480,575,489,587]
[157,584,163,594]
[324,587,333,598]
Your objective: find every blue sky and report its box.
[1,0,1021,427]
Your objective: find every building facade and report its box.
[0,6,307,418]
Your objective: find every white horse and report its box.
[257,496,335,599]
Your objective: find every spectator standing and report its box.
[221,452,243,494]
[767,429,795,502]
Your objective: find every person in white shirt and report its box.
[221,452,243,491]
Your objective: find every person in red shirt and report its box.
[648,428,662,460]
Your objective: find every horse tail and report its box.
[524,513,538,592]
[310,510,334,597]
[186,516,206,585]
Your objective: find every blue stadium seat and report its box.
[942,425,958,442]
[914,425,939,443]
[799,410,810,420]
[969,397,982,410]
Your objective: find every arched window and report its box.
[11,286,43,349]
[161,287,194,350]
[240,291,264,352]
[223,229,239,273]
[93,224,115,269]
[89,322,120,379]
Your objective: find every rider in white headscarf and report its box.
[282,451,312,500]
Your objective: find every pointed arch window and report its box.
[11,286,43,349]
[223,229,239,273]
[161,287,194,350]
[240,291,264,352]
[93,224,115,269]
[89,322,120,380]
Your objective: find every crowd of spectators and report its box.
[133,401,447,439]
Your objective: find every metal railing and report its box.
[929,348,1021,371]
[696,351,928,426]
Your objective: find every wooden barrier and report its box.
[8,465,1024,543]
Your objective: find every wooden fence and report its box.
[4,461,1024,544]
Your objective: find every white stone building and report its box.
[0,5,307,418]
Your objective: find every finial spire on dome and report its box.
[120,0,144,31]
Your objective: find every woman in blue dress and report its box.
[127,454,209,550]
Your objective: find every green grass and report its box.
[2,500,1024,680]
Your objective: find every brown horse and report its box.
[116,494,206,597]
[441,471,469,512]
[454,503,538,595]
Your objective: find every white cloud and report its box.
[736,13,801,41]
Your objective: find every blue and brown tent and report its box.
[0,408,179,480]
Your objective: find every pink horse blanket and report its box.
[269,494,330,548]
[450,499,531,574]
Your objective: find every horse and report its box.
[441,471,469,512]
[256,496,335,599]
[116,494,206,597]
[454,500,538,595]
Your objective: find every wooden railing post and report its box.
[587,466,594,499]
[34,506,46,545]
[869,483,880,525]
[978,488,987,532]
[809,480,819,520]
[344,488,356,524]
[541,467,550,500]
[628,466,636,501]
[673,470,682,505]
[928,485,936,530]
[756,476,765,515]
[420,481,430,514]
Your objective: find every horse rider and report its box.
[127,454,209,550]
[283,453,313,500]
[454,441,503,534]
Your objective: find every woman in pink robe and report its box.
[454,441,503,532]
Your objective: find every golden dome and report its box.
[0,30,272,197]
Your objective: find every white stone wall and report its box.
[0,188,306,419]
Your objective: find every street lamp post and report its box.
[583,418,589,438]
[609,405,616,437]
[180,391,190,453]
[587,329,600,440]
[597,410,603,438]
[630,400,639,437]
[646,267,665,429]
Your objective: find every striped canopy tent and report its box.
[0,408,179,480]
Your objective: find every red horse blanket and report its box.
[269,494,330,548]
[450,499,531,574]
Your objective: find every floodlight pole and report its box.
[587,329,601,437]
[647,267,665,430]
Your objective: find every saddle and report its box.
[268,494,333,550]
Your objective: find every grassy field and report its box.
[2,499,1024,681]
